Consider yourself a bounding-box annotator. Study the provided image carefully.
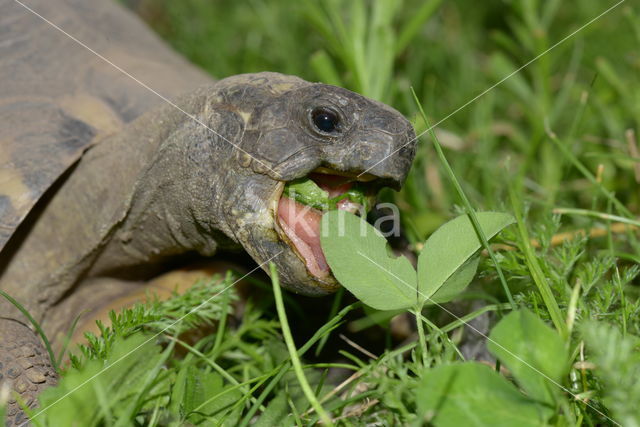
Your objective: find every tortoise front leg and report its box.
[0,318,57,427]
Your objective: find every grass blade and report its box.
[0,289,58,372]
[270,263,333,426]
[507,180,568,338]
[411,88,517,310]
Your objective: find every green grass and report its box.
[3,0,639,425]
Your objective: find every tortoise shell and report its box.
[0,0,212,252]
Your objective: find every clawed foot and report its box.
[0,319,58,427]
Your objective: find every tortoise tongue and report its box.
[277,196,330,278]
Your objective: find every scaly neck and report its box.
[0,88,236,316]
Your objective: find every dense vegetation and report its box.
[4,0,639,425]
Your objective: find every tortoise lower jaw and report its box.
[276,196,331,279]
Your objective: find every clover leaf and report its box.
[320,210,514,311]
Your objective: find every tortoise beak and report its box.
[322,127,416,191]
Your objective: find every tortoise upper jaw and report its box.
[272,159,407,193]
[320,127,416,191]
[311,166,377,182]
[309,163,407,192]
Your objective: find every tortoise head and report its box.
[189,72,416,295]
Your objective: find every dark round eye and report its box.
[312,108,339,133]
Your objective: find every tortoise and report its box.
[0,0,416,423]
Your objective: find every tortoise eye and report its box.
[311,108,339,133]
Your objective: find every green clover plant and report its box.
[320,210,514,361]
[320,210,514,311]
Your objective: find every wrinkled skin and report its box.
[211,73,416,294]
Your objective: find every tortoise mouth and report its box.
[273,167,380,280]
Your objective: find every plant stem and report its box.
[508,181,568,338]
[211,271,233,358]
[239,302,359,427]
[613,266,627,338]
[553,207,640,227]
[546,128,633,218]
[270,263,333,426]
[414,305,428,366]
[438,303,513,333]
[315,287,344,356]
[411,89,517,310]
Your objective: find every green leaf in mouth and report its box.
[282,178,329,210]
[283,177,370,212]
